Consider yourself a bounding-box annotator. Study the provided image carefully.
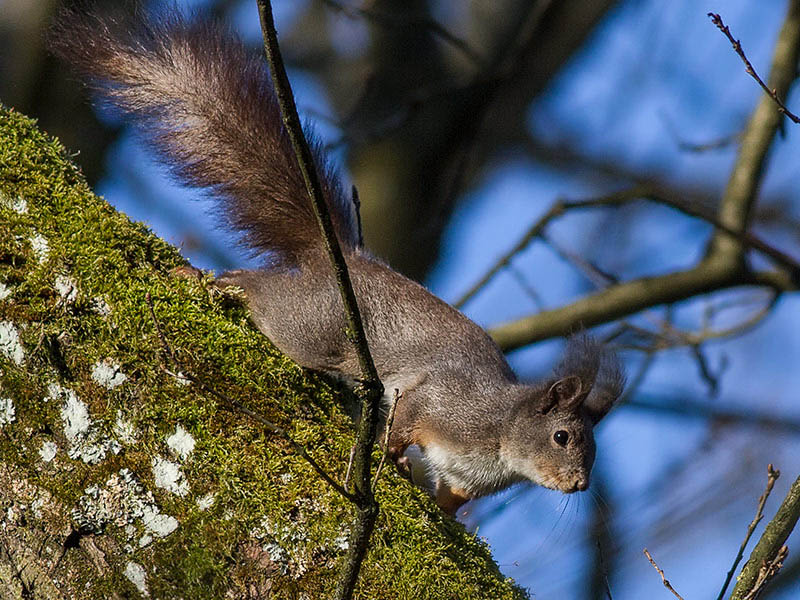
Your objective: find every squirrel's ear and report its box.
[546,375,586,412]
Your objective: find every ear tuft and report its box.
[584,348,626,424]
[552,334,626,422]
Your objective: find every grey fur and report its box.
[51,6,625,514]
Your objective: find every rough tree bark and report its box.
[0,106,526,599]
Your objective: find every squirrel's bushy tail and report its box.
[49,8,357,265]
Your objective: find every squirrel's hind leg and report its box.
[434,481,472,516]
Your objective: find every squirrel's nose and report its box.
[574,476,589,492]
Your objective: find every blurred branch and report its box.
[541,231,619,287]
[589,477,615,600]
[640,291,778,349]
[327,1,564,151]
[320,0,483,66]
[322,0,619,278]
[689,343,724,396]
[454,200,565,309]
[506,264,545,311]
[709,13,800,125]
[615,351,656,405]
[625,396,800,435]
[730,472,800,599]
[717,465,780,600]
[659,110,742,153]
[643,549,685,600]
[460,184,799,319]
[489,0,800,351]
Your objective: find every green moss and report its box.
[0,105,527,599]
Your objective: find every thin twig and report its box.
[677,133,741,153]
[506,264,545,311]
[145,293,355,502]
[643,549,685,600]
[344,444,356,489]
[594,539,614,600]
[709,13,800,125]
[256,1,381,387]
[650,291,778,348]
[351,185,363,248]
[615,350,656,406]
[454,201,565,308]
[717,465,780,600]
[255,4,384,600]
[372,389,400,488]
[689,343,724,396]
[660,110,742,153]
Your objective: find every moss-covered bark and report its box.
[0,106,526,599]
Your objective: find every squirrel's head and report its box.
[501,337,624,494]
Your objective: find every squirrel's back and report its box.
[49,7,358,266]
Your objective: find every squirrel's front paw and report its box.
[394,455,414,481]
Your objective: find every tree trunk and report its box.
[0,106,525,600]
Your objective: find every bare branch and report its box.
[320,0,483,67]
[643,549,685,600]
[489,3,800,351]
[507,264,546,311]
[731,472,800,599]
[626,395,800,435]
[708,1,800,263]
[541,231,618,287]
[659,110,742,153]
[454,201,565,309]
[709,13,800,124]
[460,184,799,322]
[717,465,781,600]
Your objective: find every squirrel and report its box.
[49,7,625,515]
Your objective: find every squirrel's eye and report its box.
[553,430,569,446]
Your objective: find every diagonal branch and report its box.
[643,549,685,600]
[730,472,800,599]
[488,0,800,351]
[708,1,800,261]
